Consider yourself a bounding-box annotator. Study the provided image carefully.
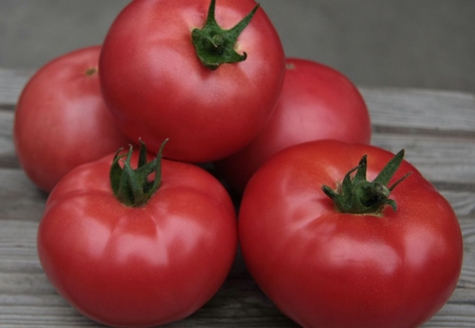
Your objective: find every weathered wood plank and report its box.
[361,87,475,135]
[0,169,46,222]
[0,262,473,328]
[421,288,475,328]
[0,254,473,328]
[0,111,17,168]
[372,133,475,186]
[1,113,474,184]
[0,69,32,107]
[1,69,475,134]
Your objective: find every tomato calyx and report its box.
[110,139,168,207]
[192,0,260,70]
[322,149,411,215]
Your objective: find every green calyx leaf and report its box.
[191,0,260,70]
[322,149,412,215]
[110,139,168,207]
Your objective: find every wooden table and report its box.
[0,68,474,327]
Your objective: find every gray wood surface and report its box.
[0,69,474,327]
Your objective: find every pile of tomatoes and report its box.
[13,1,463,327]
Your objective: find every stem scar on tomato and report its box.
[192,0,260,70]
[285,62,296,70]
[85,67,98,76]
[322,149,412,215]
[110,138,169,207]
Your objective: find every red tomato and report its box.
[216,58,371,193]
[239,140,463,328]
[13,46,130,192]
[99,0,285,163]
[37,144,237,327]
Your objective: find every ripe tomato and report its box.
[99,0,285,163]
[13,46,130,192]
[239,140,463,328]
[216,58,371,193]
[37,143,238,327]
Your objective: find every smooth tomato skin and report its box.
[239,140,463,328]
[216,58,371,193]
[13,46,130,192]
[38,152,238,327]
[99,0,285,163]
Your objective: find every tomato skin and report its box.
[13,46,130,192]
[38,152,238,327]
[239,140,463,328]
[99,0,285,163]
[216,58,371,193]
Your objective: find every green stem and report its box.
[110,139,168,207]
[322,149,411,215]
[191,0,260,70]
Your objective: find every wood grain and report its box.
[0,68,474,327]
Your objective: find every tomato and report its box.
[216,58,371,193]
[239,140,463,328]
[13,46,130,192]
[99,0,285,163]
[37,142,238,327]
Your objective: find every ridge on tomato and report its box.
[239,140,463,328]
[99,0,286,163]
[216,58,371,193]
[38,140,238,327]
